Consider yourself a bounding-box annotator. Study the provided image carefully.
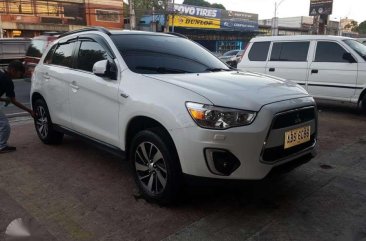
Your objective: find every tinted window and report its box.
[44,45,57,64]
[248,42,270,61]
[77,41,108,72]
[111,34,229,74]
[315,42,348,62]
[270,42,309,61]
[26,40,46,58]
[51,41,76,68]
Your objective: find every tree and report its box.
[183,0,226,9]
[344,20,358,32]
[359,21,366,34]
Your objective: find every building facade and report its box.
[0,0,124,37]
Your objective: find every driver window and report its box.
[77,40,108,72]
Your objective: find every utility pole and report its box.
[128,0,136,30]
[272,0,285,36]
[0,12,3,38]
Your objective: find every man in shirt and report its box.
[0,60,35,154]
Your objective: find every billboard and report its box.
[309,0,333,16]
[169,3,258,31]
[169,15,220,29]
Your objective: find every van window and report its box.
[270,42,309,62]
[248,42,270,61]
[314,42,348,62]
[50,41,76,68]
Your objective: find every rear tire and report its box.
[33,99,64,145]
[130,128,182,205]
[361,95,366,113]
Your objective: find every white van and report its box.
[238,35,366,112]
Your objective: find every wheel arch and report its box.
[125,116,180,167]
[358,88,366,108]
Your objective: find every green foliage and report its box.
[359,21,366,34]
[345,20,359,32]
[183,0,226,9]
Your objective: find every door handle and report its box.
[120,92,129,98]
[269,68,275,72]
[70,82,79,90]
[43,73,50,79]
[311,69,318,74]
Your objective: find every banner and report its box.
[171,4,222,19]
[221,20,258,31]
[169,15,220,29]
[309,0,333,16]
[221,11,258,22]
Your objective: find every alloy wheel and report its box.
[35,105,49,139]
[135,142,168,195]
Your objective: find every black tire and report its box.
[33,98,64,145]
[361,95,366,113]
[129,128,182,205]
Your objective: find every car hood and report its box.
[144,71,309,111]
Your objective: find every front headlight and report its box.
[186,102,256,129]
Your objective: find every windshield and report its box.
[111,34,230,74]
[26,39,46,58]
[344,39,366,61]
[223,50,239,56]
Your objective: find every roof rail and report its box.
[167,32,188,39]
[58,27,111,39]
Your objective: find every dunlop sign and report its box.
[169,16,220,29]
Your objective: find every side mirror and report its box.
[92,59,108,76]
[343,52,357,63]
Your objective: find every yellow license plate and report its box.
[284,126,311,149]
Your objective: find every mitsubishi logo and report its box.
[294,113,302,124]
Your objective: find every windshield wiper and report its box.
[205,67,232,72]
[135,66,191,74]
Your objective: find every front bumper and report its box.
[170,97,317,180]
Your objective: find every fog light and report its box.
[204,149,241,176]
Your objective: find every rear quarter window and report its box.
[248,42,270,61]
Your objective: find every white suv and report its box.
[31,28,318,204]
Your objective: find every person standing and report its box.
[0,61,35,154]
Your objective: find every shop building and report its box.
[0,0,124,38]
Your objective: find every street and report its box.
[0,104,365,241]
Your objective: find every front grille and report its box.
[262,134,316,163]
[272,107,315,129]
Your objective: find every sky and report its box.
[175,0,366,23]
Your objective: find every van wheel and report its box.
[130,128,182,205]
[362,95,366,113]
[33,99,64,145]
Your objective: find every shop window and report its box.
[96,9,120,23]
[36,1,60,16]
[8,0,33,14]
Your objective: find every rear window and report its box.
[26,39,46,58]
[248,42,270,61]
[270,42,309,62]
[111,34,229,74]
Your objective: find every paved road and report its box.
[2,78,31,117]
[0,105,365,241]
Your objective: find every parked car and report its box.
[219,49,244,68]
[238,35,366,112]
[0,38,30,70]
[24,33,58,80]
[31,27,318,204]
[357,38,366,45]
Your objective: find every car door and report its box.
[68,36,120,146]
[38,40,77,127]
[307,41,358,101]
[265,41,310,88]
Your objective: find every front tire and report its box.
[130,128,182,205]
[33,99,64,145]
